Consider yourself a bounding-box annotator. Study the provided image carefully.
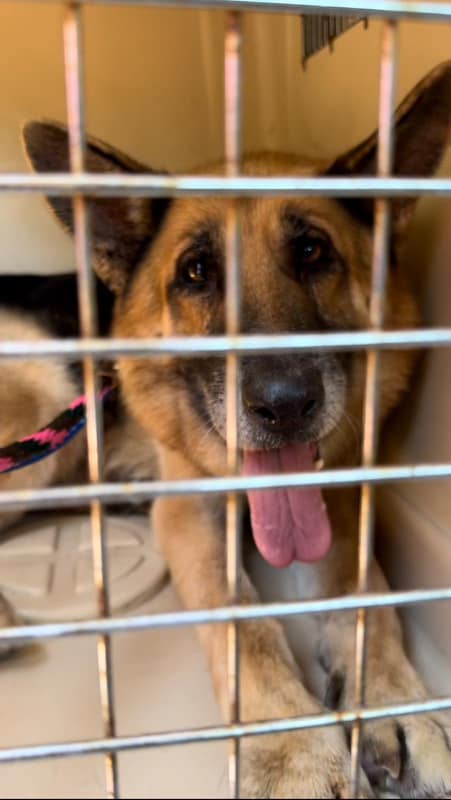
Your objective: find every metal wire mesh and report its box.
[62,5,119,796]
[0,1,450,799]
[349,19,398,793]
[224,10,243,795]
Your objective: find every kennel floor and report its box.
[0,511,448,799]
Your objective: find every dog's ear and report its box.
[22,121,170,294]
[327,60,451,236]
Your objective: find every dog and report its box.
[0,60,450,798]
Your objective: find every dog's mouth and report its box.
[190,360,341,569]
[243,441,332,568]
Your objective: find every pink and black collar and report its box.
[0,380,116,475]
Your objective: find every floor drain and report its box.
[0,513,168,622]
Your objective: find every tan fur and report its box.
[8,61,451,796]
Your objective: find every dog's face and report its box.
[114,179,373,470]
[23,61,451,485]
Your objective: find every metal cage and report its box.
[0,1,451,798]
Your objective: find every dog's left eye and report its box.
[184,259,208,284]
[284,224,342,283]
[297,235,325,264]
[176,252,217,291]
[294,230,330,268]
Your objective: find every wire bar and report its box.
[0,696,450,764]
[0,587,450,643]
[1,174,450,195]
[224,9,243,797]
[350,19,398,796]
[7,0,451,22]
[63,5,118,796]
[0,328,451,360]
[0,463,450,511]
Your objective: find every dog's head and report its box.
[23,61,451,566]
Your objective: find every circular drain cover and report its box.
[0,513,168,622]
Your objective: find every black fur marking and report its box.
[0,272,114,338]
[178,356,220,433]
[324,669,345,710]
[23,121,173,293]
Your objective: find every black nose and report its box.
[243,369,324,432]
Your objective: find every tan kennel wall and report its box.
[1,4,450,268]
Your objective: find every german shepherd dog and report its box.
[0,61,450,798]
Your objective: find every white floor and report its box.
[0,513,228,799]
[0,580,229,798]
[0,511,449,799]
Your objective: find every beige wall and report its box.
[0,4,450,670]
[0,4,450,272]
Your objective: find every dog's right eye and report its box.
[183,260,208,284]
[176,252,217,291]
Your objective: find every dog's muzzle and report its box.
[242,366,325,437]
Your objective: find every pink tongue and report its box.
[243,443,332,568]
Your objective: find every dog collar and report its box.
[0,378,116,475]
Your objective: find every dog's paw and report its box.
[240,727,373,798]
[325,664,451,798]
[359,713,451,798]
[321,600,451,798]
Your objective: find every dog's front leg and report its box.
[314,493,451,798]
[153,449,370,799]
